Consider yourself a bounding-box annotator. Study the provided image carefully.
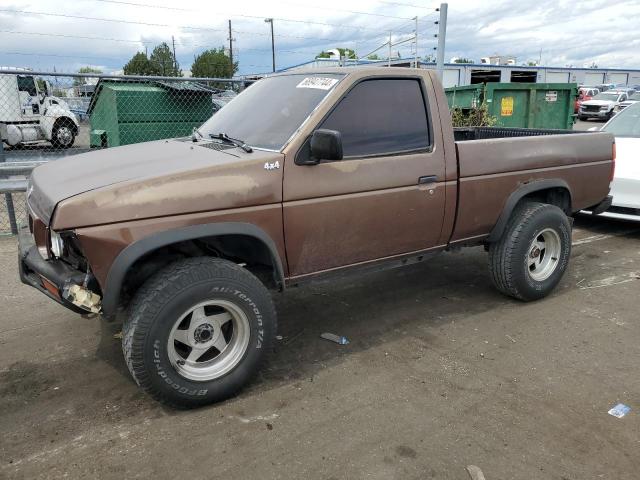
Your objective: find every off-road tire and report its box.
[122,257,276,408]
[488,202,572,301]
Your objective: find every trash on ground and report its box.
[466,465,487,480]
[113,331,123,339]
[320,332,349,345]
[275,335,283,341]
[505,334,516,343]
[608,403,631,418]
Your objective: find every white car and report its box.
[590,102,640,221]
[615,91,640,113]
[579,91,629,121]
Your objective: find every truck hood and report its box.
[28,139,284,229]
[581,100,615,107]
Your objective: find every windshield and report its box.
[199,74,344,150]
[593,92,620,101]
[603,102,640,137]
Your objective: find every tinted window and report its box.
[17,75,37,96]
[320,79,429,157]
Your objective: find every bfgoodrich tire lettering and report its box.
[122,257,276,408]
[488,202,572,301]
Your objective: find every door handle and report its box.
[418,175,438,185]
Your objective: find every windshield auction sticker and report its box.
[296,77,339,90]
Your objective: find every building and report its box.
[278,58,640,88]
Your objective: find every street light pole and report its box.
[264,18,275,72]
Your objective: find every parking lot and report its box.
[1,214,638,480]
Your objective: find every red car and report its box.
[575,87,600,113]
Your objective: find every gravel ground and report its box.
[0,215,639,480]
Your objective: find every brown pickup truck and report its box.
[19,67,614,407]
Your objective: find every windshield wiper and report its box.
[209,133,253,153]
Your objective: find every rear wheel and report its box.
[122,257,277,408]
[488,202,572,301]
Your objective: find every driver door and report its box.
[282,77,447,278]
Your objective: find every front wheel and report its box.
[122,257,277,408]
[488,202,572,301]
[51,122,76,148]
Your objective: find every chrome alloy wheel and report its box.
[167,300,251,382]
[56,125,73,145]
[527,228,562,282]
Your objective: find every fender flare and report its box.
[486,179,572,243]
[101,222,285,316]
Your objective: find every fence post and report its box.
[0,142,19,234]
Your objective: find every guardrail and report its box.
[0,143,43,235]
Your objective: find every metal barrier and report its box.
[1,69,244,234]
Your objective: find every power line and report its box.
[374,0,438,8]
[0,9,364,42]
[90,0,414,23]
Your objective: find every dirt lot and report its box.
[1,215,639,480]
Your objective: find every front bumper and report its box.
[18,224,88,314]
[579,109,611,118]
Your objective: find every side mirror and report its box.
[310,129,343,163]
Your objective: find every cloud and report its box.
[0,0,638,75]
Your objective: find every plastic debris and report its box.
[320,332,349,345]
[466,465,486,480]
[275,335,283,340]
[608,403,631,418]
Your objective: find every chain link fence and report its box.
[0,69,247,235]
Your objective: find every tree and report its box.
[190,48,237,79]
[74,66,102,86]
[316,48,357,59]
[149,42,181,76]
[367,54,380,60]
[123,52,160,76]
[454,58,474,63]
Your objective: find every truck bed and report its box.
[450,128,615,243]
[453,126,581,142]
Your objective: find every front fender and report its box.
[100,222,285,317]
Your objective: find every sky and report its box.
[0,0,639,76]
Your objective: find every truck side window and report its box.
[320,78,430,157]
[17,75,38,96]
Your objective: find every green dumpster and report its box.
[87,80,218,147]
[445,83,577,130]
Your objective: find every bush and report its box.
[450,104,497,127]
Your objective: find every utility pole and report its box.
[264,18,275,72]
[171,36,177,74]
[435,3,448,79]
[388,31,392,67]
[414,16,418,68]
[228,20,234,72]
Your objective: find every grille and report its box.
[583,105,601,112]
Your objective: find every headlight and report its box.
[600,106,609,110]
[50,230,65,258]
